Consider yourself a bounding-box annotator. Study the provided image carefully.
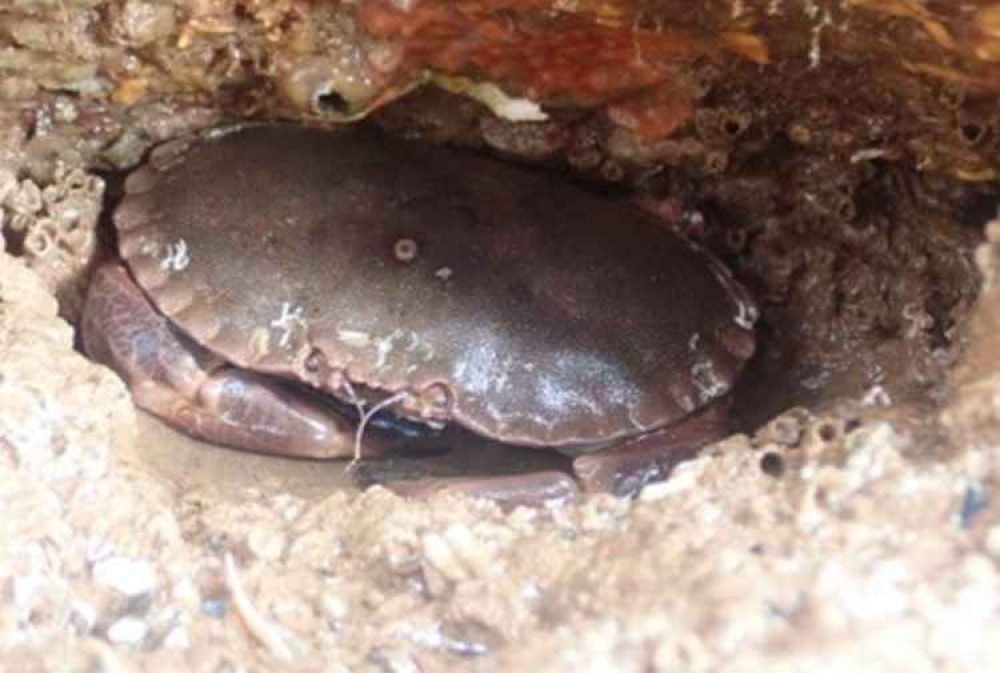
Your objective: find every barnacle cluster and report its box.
[0,166,104,320]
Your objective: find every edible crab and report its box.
[82,124,757,505]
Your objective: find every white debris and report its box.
[472,84,547,121]
[422,531,470,585]
[159,239,190,271]
[106,617,149,646]
[270,302,308,348]
[734,298,757,329]
[986,526,1000,559]
[808,6,834,69]
[92,555,156,597]
[337,329,371,348]
[851,148,890,164]
[433,75,548,121]
[862,384,893,407]
[247,527,287,562]
[640,465,700,501]
[374,328,404,370]
[69,600,97,633]
[163,626,191,650]
[691,358,729,403]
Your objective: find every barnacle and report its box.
[803,417,848,458]
[274,49,420,121]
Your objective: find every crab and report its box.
[81,124,757,506]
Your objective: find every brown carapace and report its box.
[82,124,757,506]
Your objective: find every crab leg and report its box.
[364,401,728,506]
[347,428,577,508]
[82,264,394,459]
[386,472,580,509]
[572,401,728,496]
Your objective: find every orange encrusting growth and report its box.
[355,0,714,137]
